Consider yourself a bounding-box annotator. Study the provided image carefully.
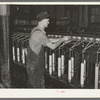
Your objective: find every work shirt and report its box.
[29,26,50,55]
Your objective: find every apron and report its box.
[26,30,45,88]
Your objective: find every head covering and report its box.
[37,11,49,21]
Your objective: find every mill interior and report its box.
[0,5,100,89]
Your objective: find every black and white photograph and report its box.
[0,2,100,98]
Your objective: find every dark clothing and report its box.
[26,26,50,88]
[27,45,45,88]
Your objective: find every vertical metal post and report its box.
[1,5,11,87]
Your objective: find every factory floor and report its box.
[9,63,95,89]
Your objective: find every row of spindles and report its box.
[11,33,100,88]
[12,33,30,66]
[44,36,100,88]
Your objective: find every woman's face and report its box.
[42,19,50,28]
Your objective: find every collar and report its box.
[36,25,46,34]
